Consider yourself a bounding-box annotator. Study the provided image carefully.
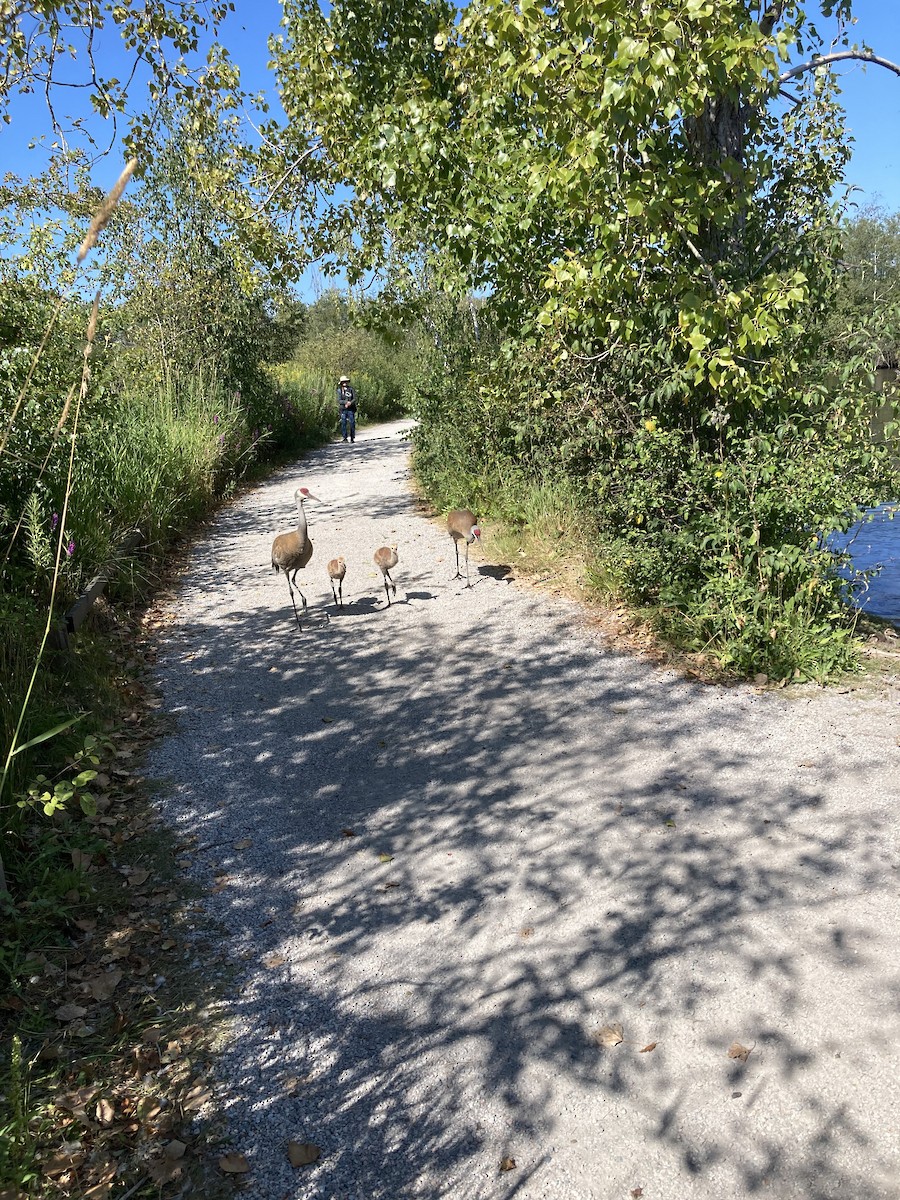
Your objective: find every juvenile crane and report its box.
[447,509,481,587]
[374,545,399,606]
[327,556,346,608]
[271,487,321,629]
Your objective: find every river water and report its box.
[836,503,900,624]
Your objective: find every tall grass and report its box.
[1,370,312,841]
[272,361,408,431]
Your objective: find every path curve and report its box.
[149,419,900,1200]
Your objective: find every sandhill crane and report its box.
[327,556,346,608]
[271,488,321,628]
[374,545,399,606]
[447,509,481,587]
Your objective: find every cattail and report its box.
[84,291,100,348]
[77,158,138,263]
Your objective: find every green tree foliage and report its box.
[828,204,900,360]
[272,0,900,677]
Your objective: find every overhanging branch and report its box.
[779,49,900,85]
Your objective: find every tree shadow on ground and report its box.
[148,455,900,1200]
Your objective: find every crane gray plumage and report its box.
[374,545,399,606]
[271,488,320,628]
[327,556,346,608]
[447,509,481,587]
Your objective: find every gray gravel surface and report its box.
[148,419,900,1200]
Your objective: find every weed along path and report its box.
[147,419,900,1200]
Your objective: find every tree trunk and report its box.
[683,93,748,267]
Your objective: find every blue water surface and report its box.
[833,503,900,625]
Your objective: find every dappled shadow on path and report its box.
[149,472,900,1199]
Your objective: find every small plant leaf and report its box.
[11,713,86,756]
[727,1041,752,1062]
[500,1156,517,1172]
[639,1042,657,1053]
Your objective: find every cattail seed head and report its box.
[77,158,137,264]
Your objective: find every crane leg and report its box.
[452,540,462,580]
[331,583,339,608]
[386,570,397,597]
[290,571,308,611]
[338,580,343,608]
[465,541,471,588]
[287,579,302,630]
[383,576,392,606]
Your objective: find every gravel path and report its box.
[149,419,900,1200]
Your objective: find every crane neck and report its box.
[295,499,308,541]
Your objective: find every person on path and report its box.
[337,375,357,443]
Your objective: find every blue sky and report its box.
[824,0,900,212]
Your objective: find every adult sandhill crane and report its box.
[447,509,481,587]
[373,545,399,606]
[271,488,321,628]
[327,556,346,608]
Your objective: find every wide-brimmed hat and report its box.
[339,375,350,382]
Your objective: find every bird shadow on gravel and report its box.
[148,478,900,1200]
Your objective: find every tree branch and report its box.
[251,141,321,217]
[779,50,900,85]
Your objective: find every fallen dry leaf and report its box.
[55,1003,88,1022]
[182,1083,213,1112]
[137,1096,163,1124]
[233,838,253,850]
[287,1141,321,1167]
[87,970,123,1000]
[499,1156,517,1173]
[82,1182,111,1200]
[147,1155,183,1185]
[639,1042,658,1054]
[165,1139,187,1160]
[95,1097,115,1126]
[340,828,356,838]
[519,927,535,938]
[126,868,150,888]
[263,952,286,969]
[631,1189,644,1198]
[592,1022,624,1048]
[219,1152,250,1174]
[378,852,394,863]
[727,1041,752,1063]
